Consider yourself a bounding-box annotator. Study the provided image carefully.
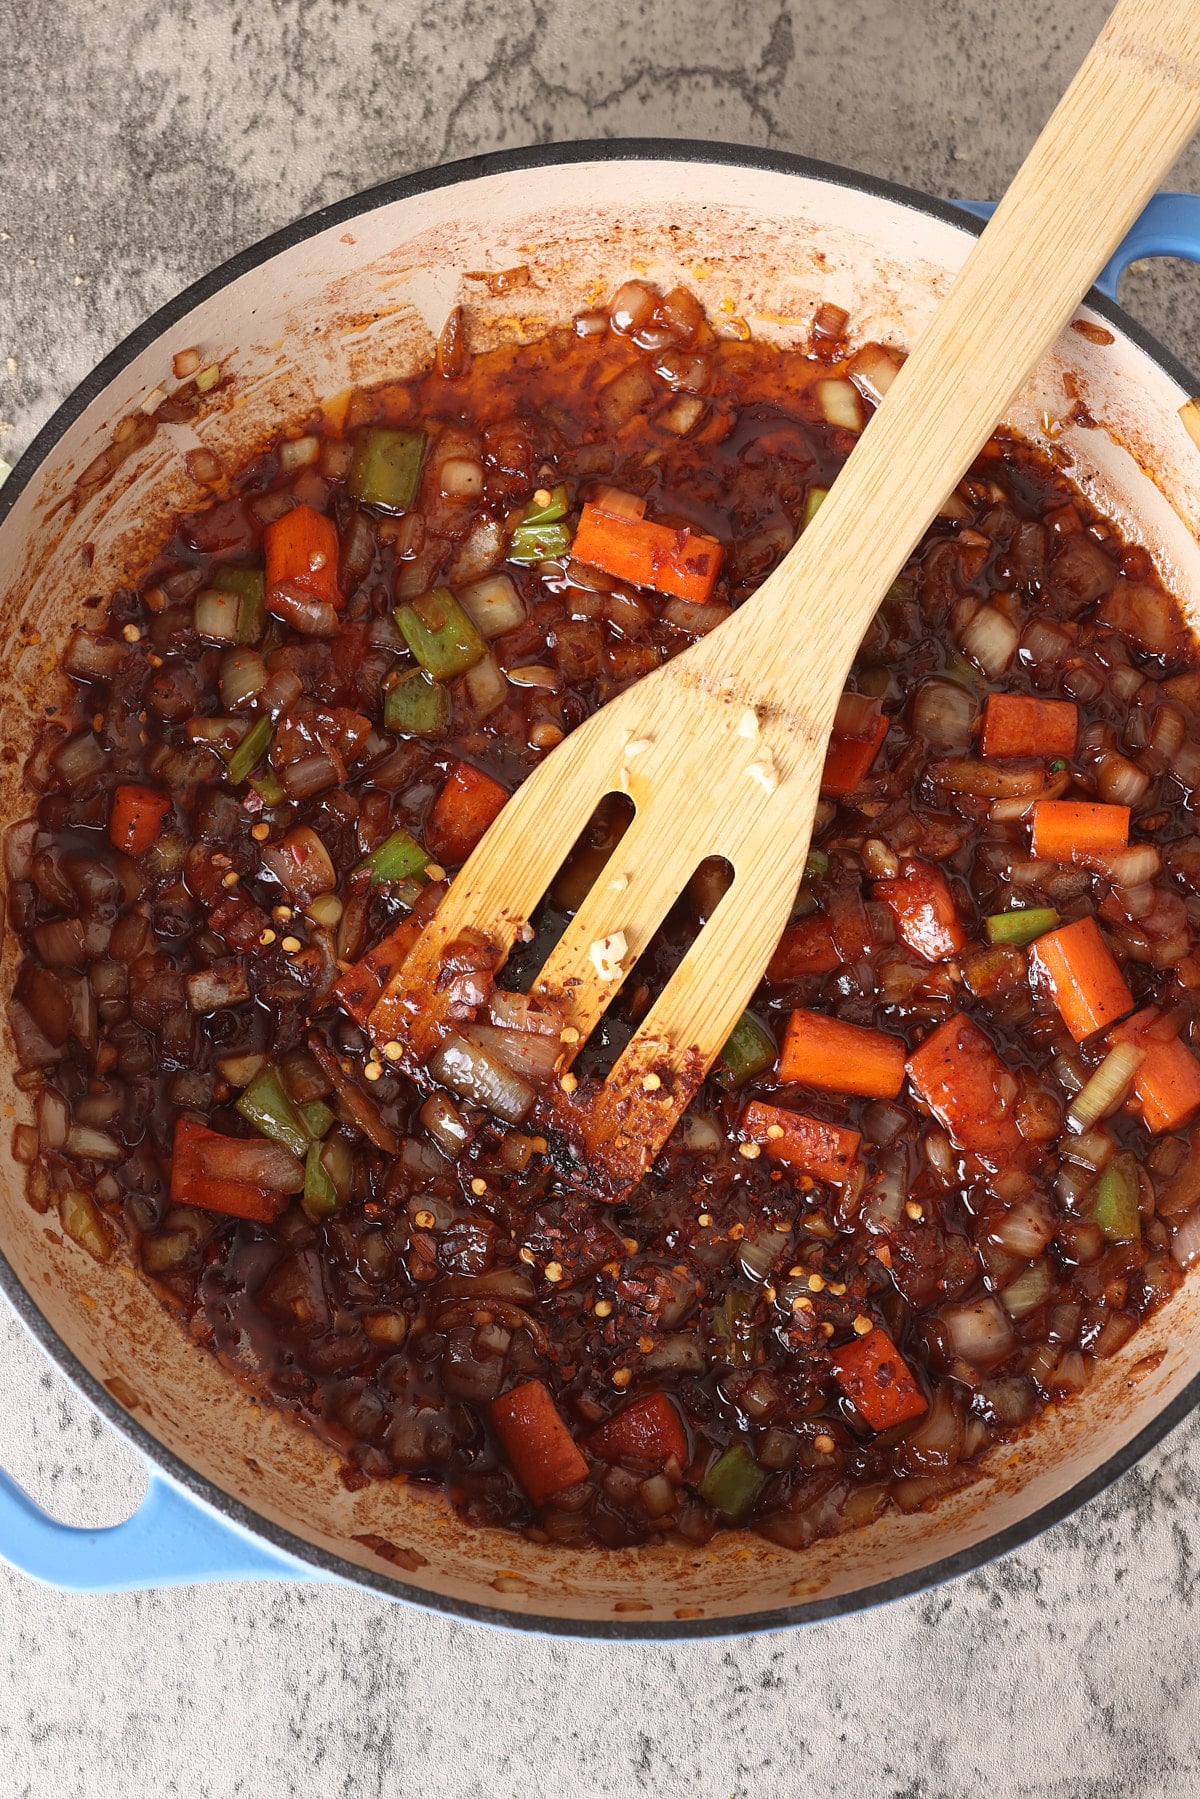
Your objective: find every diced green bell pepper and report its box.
[303,1140,340,1218]
[359,827,429,885]
[802,486,828,529]
[395,588,486,680]
[224,714,273,786]
[299,1100,335,1141]
[522,483,569,525]
[384,667,451,737]
[1094,1150,1141,1241]
[249,769,286,806]
[984,906,1060,948]
[804,848,830,882]
[699,1442,768,1523]
[716,1012,776,1090]
[508,519,573,563]
[236,1063,310,1159]
[346,427,426,511]
[212,566,267,646]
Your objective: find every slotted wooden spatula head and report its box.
[370,0,1200,1194]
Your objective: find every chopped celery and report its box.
[321,1132,355,1204]
[395,588,486,679]
[384,667,451,737]
[709,1290,756,1367]
[985,906,1060,948]
[346,427,425,511]
[522,483,569,526]
[249,769,286,806]
[943,648,984,691]
[299,1100,335,1140]
[303,1140,339,1219]
[213,566,267,645]
[802,486,828,529]
[508,519,573,563]
[1094,1151,1140,1241]
[360,827,429,885]
[716,1012,776,1090]
[236,1064,310,1158]
[698,1442,768,1523]
[224,715,272,786]
[804,848,830,881]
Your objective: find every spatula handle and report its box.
[711,0,1200,714]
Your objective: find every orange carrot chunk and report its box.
[740,1100,860,1183]
[490,1378,589,1505]
[426,761,509,867]
[779,1008,906,1099]
[109,783,172,857]
[1030,799,1129,864]
[169,1118,292,1223]
[589,1393,689,1470]
[1029,915,1133,1041]
[765,916,840,982]
[333,917,422,1026]
[980,693,1078,760]
[571,500,723,603]
[264,503,340,609]
[873,857,966,963]
[831,1328,928,1431]
[1108,1006,1200,1132]
[905,1013,1027,1164]
[821,693,889,797]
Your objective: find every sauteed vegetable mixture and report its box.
[9,281,1200,1549]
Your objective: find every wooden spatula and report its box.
[371,0,1200,1194]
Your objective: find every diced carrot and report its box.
[333,917,422,1026]
[980,694,1078,760]
[779,1008,906,1099]
[169,1118,289,1223]
[831,1328,928,1430]
[425,761,509,867]
[765,916,840,982]
[264,503,340,608]
[821,693,889,797]
[570,499,723,603]
[873,858,966,963]
[1030,800,1129,864]
[1028,915,1133,1041]
[740,1100,860,1183]
[1109,1006,1200,1132]
[905,1013,1027,1163]
[109,783,172,857]
[490,1378,589,1505]
[589,1393,688,1470]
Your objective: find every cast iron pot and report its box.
[3,142,1200,1637]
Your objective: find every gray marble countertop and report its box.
[4,2,1200,1793]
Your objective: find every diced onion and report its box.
[1095,749,1150,806]
[1171,1207,1200,1269]
[194,588,242,643]
[219,650,267,709]
[1093,844,1161,886]
[987,1191,1055,1256]
[608,280,658,335]
[959,604,1018,676]
[61,632,127,681]
[660,597,731,636]
[65,1124,123,1161]
[439,458,484,499]
[1065,1041,1144,1132]
[464,651,508,716]
[658,395,706,437]
[449,516,505,585]
[53,732,108,788]
[940,1296,1015,1370]
[847,342,903,403]
[912,678,976,749]
[260,826,337,901]
[459,574,526,639]
[429,1031,534,1124]
[470,1021,561,1083]
[420,1092,472,1158]
[815,377,864,432]
[999,1260,1053,1319]
[278,435,320,472]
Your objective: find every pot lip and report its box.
[2,134,1199,1638]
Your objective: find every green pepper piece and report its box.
[716,1012,777,1090]
[383,667,451,738]
[709,1291,757,1368]
[508,519,573,564]
[943,648,984,691]
[213,566,267,646]
[248,769,286,806]
[802,486,828,529]
[699,1442,768,1523]
[346,427,426,511]
[303,1141,340,1219]
[299,1100,335,1141]
[224,714,273,786]
[1094,1150,1141,1241]
[804,848,830,881]
[984,906,1061,948]
[360,827,429,885]
[522,483,569,526]
[236,1064,310,1158]
[395,588,486,680]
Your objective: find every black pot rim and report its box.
[3,135,1198,1641]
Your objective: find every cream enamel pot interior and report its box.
[3,142,1200,1637]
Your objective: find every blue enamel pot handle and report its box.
[4,185,1200,1598]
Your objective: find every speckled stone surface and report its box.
[4,2,1200,1793]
